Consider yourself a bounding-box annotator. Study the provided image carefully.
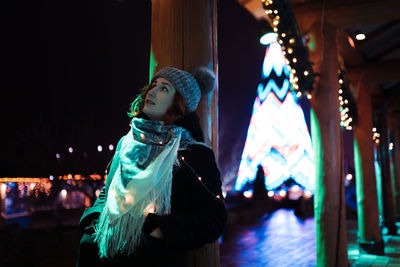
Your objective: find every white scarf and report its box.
[94,118,196,260]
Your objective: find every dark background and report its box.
[1,0,311,187]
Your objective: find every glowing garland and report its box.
[261,0,315,98]
[338,69,357,130]
[372,127,381,144]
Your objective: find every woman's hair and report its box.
[127,83,188,124]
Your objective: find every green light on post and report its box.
[149,47,157,83]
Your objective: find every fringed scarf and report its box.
[94,117,198,260]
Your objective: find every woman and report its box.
[77,67,227,267]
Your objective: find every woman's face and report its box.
[143,77,176,121]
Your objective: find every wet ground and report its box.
[220,208,316,267]
[2,207,400,266]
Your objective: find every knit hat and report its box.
[151,67,216,112]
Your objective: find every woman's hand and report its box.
[149,227,163,239]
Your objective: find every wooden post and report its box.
[150,1,220,266]
[308,22,348,267]
[389,114,400,219]
[378,107,397,235]
[392,120,400,219]
[353,83,383,254]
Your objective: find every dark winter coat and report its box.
[76,113,226,267]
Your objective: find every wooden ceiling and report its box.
[237,0,400,117]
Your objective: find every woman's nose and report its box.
[148,87,157,96]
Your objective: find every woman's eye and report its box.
[162,87,168,92]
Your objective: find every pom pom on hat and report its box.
[191,67,217,97]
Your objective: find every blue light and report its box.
[235,40,315,194]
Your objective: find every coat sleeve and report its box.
[78,136,125,233]
[144,145,227,251]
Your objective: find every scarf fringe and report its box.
[94,167,173,260]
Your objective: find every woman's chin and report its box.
[143,111,162,121]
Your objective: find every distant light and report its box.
[372,127,376,132]
[68,147,73,153]
[30,183,36,190]
[56,153,61,159]
[61,189,67,200]
[279,190,286,197]
[296,92,302,97]
[1,184,7,195]
[389,142,393,150]
[346,174,353,181]
[355,33,366,41]
[304,190,312,199]
[95,189,102,198]
[243,190,253,199]
[260,32,278,46]
[267,191,274,197]
[347,35,355,48]
[289,185,301,193]
[222,191,227,198]
[307,94,312,99]
[339,79,343,84]
[49,175,54,181]
[97,145,103,152]
[109,144,114,151]
[67,174,72,179]
[304,70,309,76]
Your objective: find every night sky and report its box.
[2,0,311,186]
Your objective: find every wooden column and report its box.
[389,115,400,219]
[353,83,383,254]
[151,1,220,266]
[309,22,348,267]
[151,0,218,151]
[378,107,397,234]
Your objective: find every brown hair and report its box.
[127,84,188,124]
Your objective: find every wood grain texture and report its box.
[354,83,382,244]
[309,21,348,267]
[151,1,220,266]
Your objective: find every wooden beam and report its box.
[347,59,400,85]
[358,20,400,47]
[293,0,400,31]
[369,39,400,61]
[336,30,364,67]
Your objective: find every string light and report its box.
[338,69,357,131]
[261,0,315,97]
[373,127,381,144]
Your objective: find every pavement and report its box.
[2,206,400,266]
[347,221,400,267]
